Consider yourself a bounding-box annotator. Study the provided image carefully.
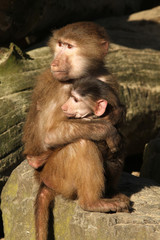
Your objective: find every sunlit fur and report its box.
[49,22,110,82]
[23,22,130,240]
[62,77,123,120]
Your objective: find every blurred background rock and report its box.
[0,1,160,239]
[0,0,159,48]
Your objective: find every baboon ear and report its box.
[94,99,108,116]
[101,41,109,55]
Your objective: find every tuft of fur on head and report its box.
[73,77,121,109]
[53,22,109,44]
[48,22,110,60]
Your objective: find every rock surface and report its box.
[98,6,160,50]
[141,135,160,184]
[0,0,157,45]
[1,160,160,240]
[0,44,52,183]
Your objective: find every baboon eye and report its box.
[73,97,78,102]
[58,41,62,47]
[67,44,73,49]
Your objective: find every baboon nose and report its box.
[51,60,58,67]
[61,104,67,111]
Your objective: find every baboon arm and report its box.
[45,119,118,147]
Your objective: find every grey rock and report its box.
[98,6,160,50]
[141,136,160,184]
[0,0,151,45]
[0,45,52,181]
[1,160,160,240]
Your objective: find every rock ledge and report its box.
[1,161,160,240]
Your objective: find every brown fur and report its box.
[62,77,125,153]
[22,22,130,240]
